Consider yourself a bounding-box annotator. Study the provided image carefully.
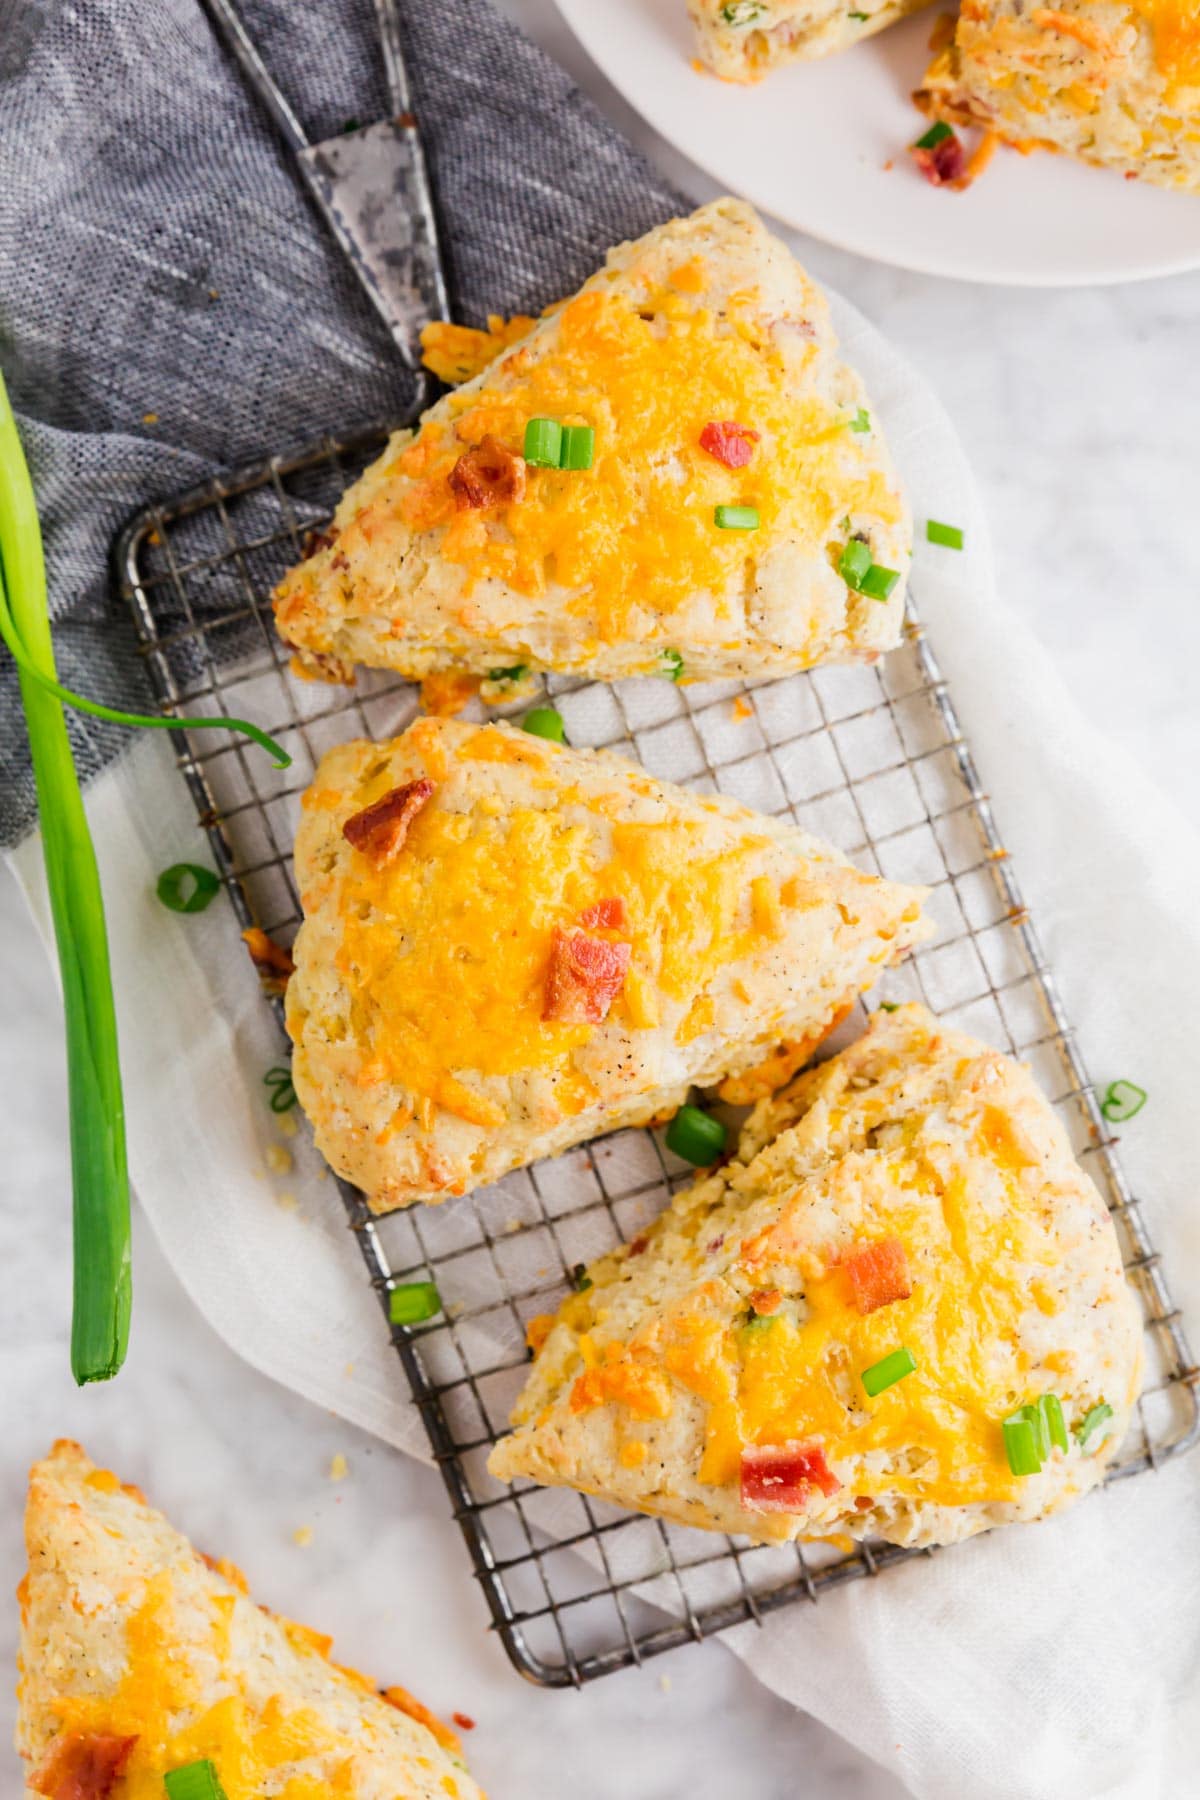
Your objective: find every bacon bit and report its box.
[342,778,434,867]
[542,927,630,1024]
[447,435,526,510]
[242,927,295,995]
[855,1495,874,1511]
[698,420,760,469]
[452,1712,477,1731]
[912,130,966,187]
[741,1442,840,1514]
[579,896,628,931]
[749,1287,782,1316]
[301,525,337,558]
[846,1238,912,1314]
[382,1686,462,1756]
[30,1733,138,1799]
[626,1233,649,1257]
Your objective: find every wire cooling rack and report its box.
[116,421,1199,1687]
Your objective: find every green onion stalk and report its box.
[0,370,289,1381]
[0,374,131,1382]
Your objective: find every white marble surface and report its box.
[4,5,1200,1796]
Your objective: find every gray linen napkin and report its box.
[0,0,683,843]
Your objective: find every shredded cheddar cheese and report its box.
[568,1125,1071,1509]
[325,736,782,1115]
[393,283,902,644]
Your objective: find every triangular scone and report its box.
[488,1005,1143,1549]
[915,0,1200,193]
[286,718,929,1210]
[17,1441,483,1800]
[689,0,932,82]
[273,199,910,687]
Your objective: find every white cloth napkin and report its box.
[14,288,1200,1800]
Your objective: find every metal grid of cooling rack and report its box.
[117,419,1199,1687]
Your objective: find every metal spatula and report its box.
[200,0,449,393]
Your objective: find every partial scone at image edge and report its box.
[916,0,1200,193]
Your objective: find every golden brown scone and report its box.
[286,717,930,1210]
[16,1441,484,1800]
[690,0,933,81]
[916,0,1200,190]
[489,1005,1143,1548]
[273,199,909,688]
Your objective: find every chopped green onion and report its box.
[838,540,873,588]
[877,1000,899,1012]
[523,418,562,467]
[570,1263,593,1293]
[1017,1401,1049,1464]
[660,648,685,682]
[714,504,760,531]
[389,1281,442,1326]
[861,1346,916,1397]
[914,121,953,150]
[665,1104,727,1166]
[1100,1080,1147,1123]
[926,519,964,550]
[1076,1401,1114,1451]
[1002,1412,1042,1477]
[521,705,565,743]
[263,1066,298,1114]
[741,1310,778,1332]
[164,1761,228,1800]
[488,663,529,682]
[849,408,871,432]
[1,372,131,1385]
[721,0,765,19]
[559,424,595,470]
[861,563,900,602]
[1040,1392,1069,1455]
[156,862,220,914]
[849,10,869,17]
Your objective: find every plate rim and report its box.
[552,0,1200,288]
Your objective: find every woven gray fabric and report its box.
[0,0,683,844]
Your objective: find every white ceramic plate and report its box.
[554,0,1200,285]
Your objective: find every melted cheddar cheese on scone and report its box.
[690,0,933,81]
[272,200,910,687]
[286,718,929,1211]
[916,0,1200,190]
[17,1442,483,1800]
[489,1006,1142,1548]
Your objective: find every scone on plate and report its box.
[488,1005,1143,1548]
[273,199,910,688]
[690,0,933,81]
[916,0,1200,191]
[17,1441,483,1800]
[286,717,930,1211]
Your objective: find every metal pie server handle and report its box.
[199,0,449,385]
